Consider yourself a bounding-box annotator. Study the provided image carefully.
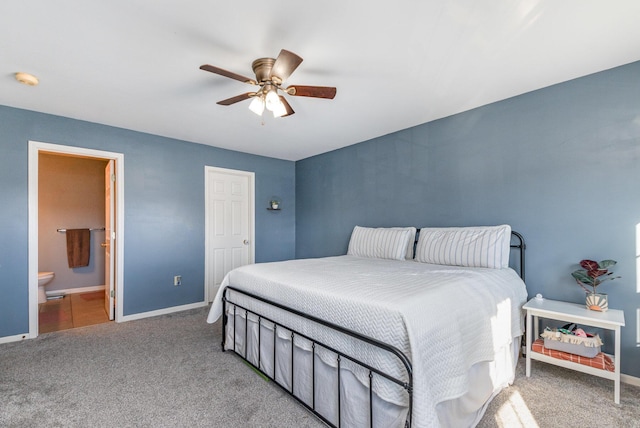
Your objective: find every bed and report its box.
[207,225,528,428]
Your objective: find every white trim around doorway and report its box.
[28,141,125,338]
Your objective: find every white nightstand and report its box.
[524,297,625,404]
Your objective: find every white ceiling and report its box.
[1,1,639,161]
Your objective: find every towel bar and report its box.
[56,227,106,233]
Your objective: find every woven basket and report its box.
[540,327,602,358]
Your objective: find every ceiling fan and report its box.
[200,49,336,118]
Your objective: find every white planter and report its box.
[586,293,608,312]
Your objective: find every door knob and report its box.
[243,240,249,245]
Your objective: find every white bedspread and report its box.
[207,255,527,428]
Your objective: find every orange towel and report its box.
[532,339,614,372]
[66,229,91,268]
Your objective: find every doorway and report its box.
[204,166,255,302]
[28,141,125,338]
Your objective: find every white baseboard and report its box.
[622,373,640,387]
[0,333,34,344]
[0,301,208,344]
[46,285,105,296]
[119,301,208,323]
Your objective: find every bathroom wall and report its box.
[38,153,108,294]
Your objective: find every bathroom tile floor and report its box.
[38,291,110,334]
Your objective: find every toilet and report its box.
[37,272,55,304]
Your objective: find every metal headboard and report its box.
[510,230,526,281]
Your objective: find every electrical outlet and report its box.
[174,275,182,286]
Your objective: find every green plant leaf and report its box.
[598,260,617,269]
[572,270,595,285]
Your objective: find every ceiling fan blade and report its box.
[286,85,336,99]
[200,64,257,85]
[216,92,254,106]
[270,50,303,83]
[278,96,295,117]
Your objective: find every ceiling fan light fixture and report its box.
[264,89,281,112]
[248,95,265,116]
[200,49,336,119]
[271,100,288,118]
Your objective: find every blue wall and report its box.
[3,60,639,378]
[296,61,640,377]
[0,106,295,336]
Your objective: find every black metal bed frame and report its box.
[221,231,526,428]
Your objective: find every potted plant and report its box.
[270,200,279,209]
[571,259,620,311]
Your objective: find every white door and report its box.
[205,167,254,302]
[104,160,115,320]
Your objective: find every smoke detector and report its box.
[15,72,39,86]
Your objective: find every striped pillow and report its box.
[347,226,413,261]
[390,227,417,259]
[415,225,511,268]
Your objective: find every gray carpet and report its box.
[1,306,638,427]
[478,353,640,428]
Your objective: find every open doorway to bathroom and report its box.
[38,153,110,333]
[28,141,125,338]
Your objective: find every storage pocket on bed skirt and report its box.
[266,327,409,428]
[225,306,261,364]
[224,303,410,419]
